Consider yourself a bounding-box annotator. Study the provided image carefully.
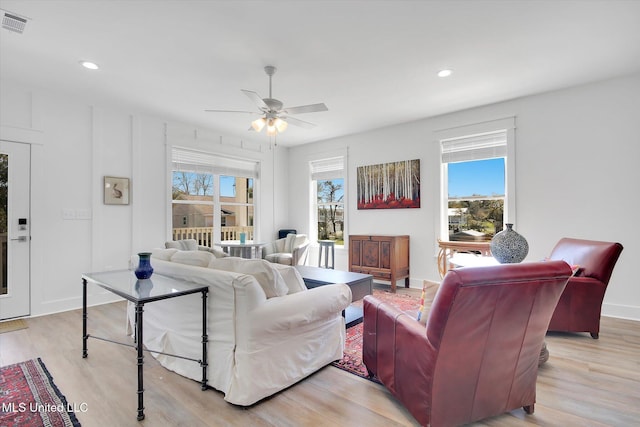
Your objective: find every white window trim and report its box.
[435,117,516,241]
[308,150,348,246]
[170,146,259,244]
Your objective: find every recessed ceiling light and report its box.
[80,61,99,70]
[437,69,452,77]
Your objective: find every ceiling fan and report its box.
[205,65,328,136]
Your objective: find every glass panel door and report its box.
[0,141,30,319]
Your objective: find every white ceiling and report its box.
[2,0,640,147]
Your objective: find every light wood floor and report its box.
[1,286,639,427]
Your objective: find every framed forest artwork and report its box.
[357,159,420,209]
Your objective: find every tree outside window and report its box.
[171,171,254,244]
[317,179,344,245]
[447,158,504,241]
[172,172,214,230]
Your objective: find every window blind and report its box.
[310,156,344,180]
[172,147,259,178]
[441,130,507,164]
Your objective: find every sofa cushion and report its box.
[170,250,214,268]
[151,248,178,261]
[263,238,285,257]
[264,253,293,266]
[284,233,297,253]
[166,239,198,251]
[208,257,289,298]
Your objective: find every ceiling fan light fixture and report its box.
[266,118,278,136]
[274,118,288,133]
[251,117,266,132]
[206,65,327,139]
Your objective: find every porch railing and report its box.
[172,226,254,246]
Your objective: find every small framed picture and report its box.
[104,176,130,205]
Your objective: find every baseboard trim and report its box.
[602,302,640,322]
[32,292,121,318]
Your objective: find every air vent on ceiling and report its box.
[2,11,28,34]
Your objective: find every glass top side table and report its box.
[82,270,209,421]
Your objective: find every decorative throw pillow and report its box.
[151,248,178,261]
[170,250,214,268]
[271,263,307,294]
[198,246,229,258]
[165,239,198,251]
[417,280,440,325]
[208,258,289,298]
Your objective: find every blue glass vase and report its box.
[135,252,154,279]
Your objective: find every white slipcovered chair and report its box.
[262,233,309,266]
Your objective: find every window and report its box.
[310,156,345,245]
[171,148,258,245]
[438,118,515,242]
[220,175,254,240]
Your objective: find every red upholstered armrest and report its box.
[363,296,436,400]
[567,276,605,286]
[549,238,623,284]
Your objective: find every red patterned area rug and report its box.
[0,358,81,427]
[331,289,420,379]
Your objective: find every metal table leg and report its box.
[201,289,208,390]
[82,278,88,358]
[135,302,145,421]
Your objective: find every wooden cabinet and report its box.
[349,235,410,292]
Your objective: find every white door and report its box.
[0,141,30,320]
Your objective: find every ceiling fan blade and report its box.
[241,89,269,110]
[283,116,317,129]
[283,103,328,115]
[204,109,261,115]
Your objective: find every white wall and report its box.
[288,73,640,321]
[1,81,287,316]
[2,73,638,320]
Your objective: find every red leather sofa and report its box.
[363,261,572,427]
[547,237,623,338]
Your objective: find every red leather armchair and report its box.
[547,237,623,339]
[363,261,572,427]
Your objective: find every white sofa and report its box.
[128,249,351,406]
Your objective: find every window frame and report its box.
[170,147,259,245]
[309,154,346,246]
[436,117,516,242]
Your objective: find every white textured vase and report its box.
[490,223,529,263]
